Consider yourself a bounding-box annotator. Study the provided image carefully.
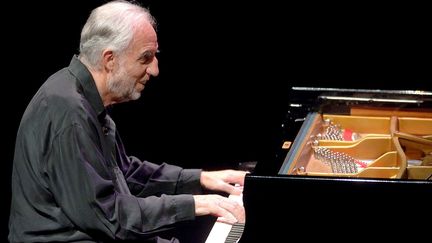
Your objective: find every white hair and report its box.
[79,0,156,70]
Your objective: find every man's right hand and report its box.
[193,194,245,224]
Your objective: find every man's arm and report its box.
[45,124,196,240]
[123,156,203,197]
[114,131,204,196]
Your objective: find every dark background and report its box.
[3,0,431,241]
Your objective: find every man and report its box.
[9,1,246,242]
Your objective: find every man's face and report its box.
[107,21,159,102]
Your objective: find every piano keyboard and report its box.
[224,222,245,243]
[205,194,244,243]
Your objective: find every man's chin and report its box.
[130,91,142,101]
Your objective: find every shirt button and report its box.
[102,126,109,135]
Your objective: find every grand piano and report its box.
[207,83,432,242]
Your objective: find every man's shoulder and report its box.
[43,67,78,95]
[38,68,85,105]
[25,68,91,124]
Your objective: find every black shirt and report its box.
[9,56,202,242]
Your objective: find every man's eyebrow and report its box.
[138,51,151,59]
[138,50,159,60]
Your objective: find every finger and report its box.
[218,182,241,195]
[214,201,237,224]
[216,216,237,225]
[224,171,248,185]
[219,199,245,223]
[229,185,243,195]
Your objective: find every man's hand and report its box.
[200,170,248,195]
[193,194,245,224]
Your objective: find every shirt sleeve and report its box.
[45,124,196,240]
[124,156,203,197]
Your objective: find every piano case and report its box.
[239,86,432,242]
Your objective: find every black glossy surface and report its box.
[240,174,432,242]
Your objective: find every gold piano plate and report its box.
[279,112,432,180]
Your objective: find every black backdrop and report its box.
[3,0,431,241]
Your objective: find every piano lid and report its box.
[288,86,432,114]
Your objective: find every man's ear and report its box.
[102,50,115,72]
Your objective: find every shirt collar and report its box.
[68,55,106,118]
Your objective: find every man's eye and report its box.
[140,52,157,64]
[142,56,152,64]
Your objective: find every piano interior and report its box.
[280,112,432,180]
[279,87,432,180]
